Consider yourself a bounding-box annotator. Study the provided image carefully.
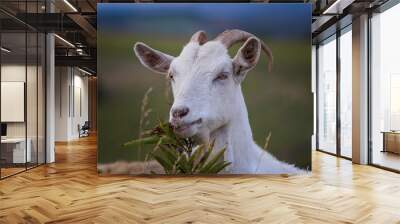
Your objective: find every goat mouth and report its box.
[173,118,202,133]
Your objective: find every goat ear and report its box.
[134,42,174,74]
[232,37,261,82]
[190,30,207,45]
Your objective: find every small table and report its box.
[381,131,400,154]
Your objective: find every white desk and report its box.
[1,138,31,163]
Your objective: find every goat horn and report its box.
[190,30,208,45]
[215,29,273,72]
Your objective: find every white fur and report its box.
[134,40,305,174]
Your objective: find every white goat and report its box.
[134,30,305,174]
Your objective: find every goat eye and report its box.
[214,73,228,81]
[168,73,174,81]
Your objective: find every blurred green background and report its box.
[98,3,313,170]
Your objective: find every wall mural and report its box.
[97,3,312,175]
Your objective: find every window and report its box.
[316,25,353,159]
[370,3,400,171]
[390,74,400,130]
[317,36,337,154]
[0,1,47,179]
[339,28,352,158]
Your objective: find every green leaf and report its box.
[123,119,230,174]
[188,145,204,168]
[199,147,227,173]
[177,154,191,174]
[194,148,211,172]
[151,151,174,174]
[207,161,231,174]
[193,140,216,171]
[123,135,160,147]
[158,145,178,166]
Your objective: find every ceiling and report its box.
[0,0,97,74]
[0,0,392,75]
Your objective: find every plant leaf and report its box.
[193,145,212,172]
[199,147,226,173]
[151,151,174,174]
[158,145,178,166]
[207,161,231,174]
[123,120,231,174]
[177,154,191,174]
[123,135,160,147]
[188,145,204,170]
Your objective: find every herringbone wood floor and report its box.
[1,135,400,224]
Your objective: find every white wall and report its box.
[1,63,46,164]
[1,82,25,122]
[1,65,27,140]
[55,67,69,141]
[71,73,89,138]
[55,67,89,141]
[1,65,38,137]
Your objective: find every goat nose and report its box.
[172,107,190,119]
